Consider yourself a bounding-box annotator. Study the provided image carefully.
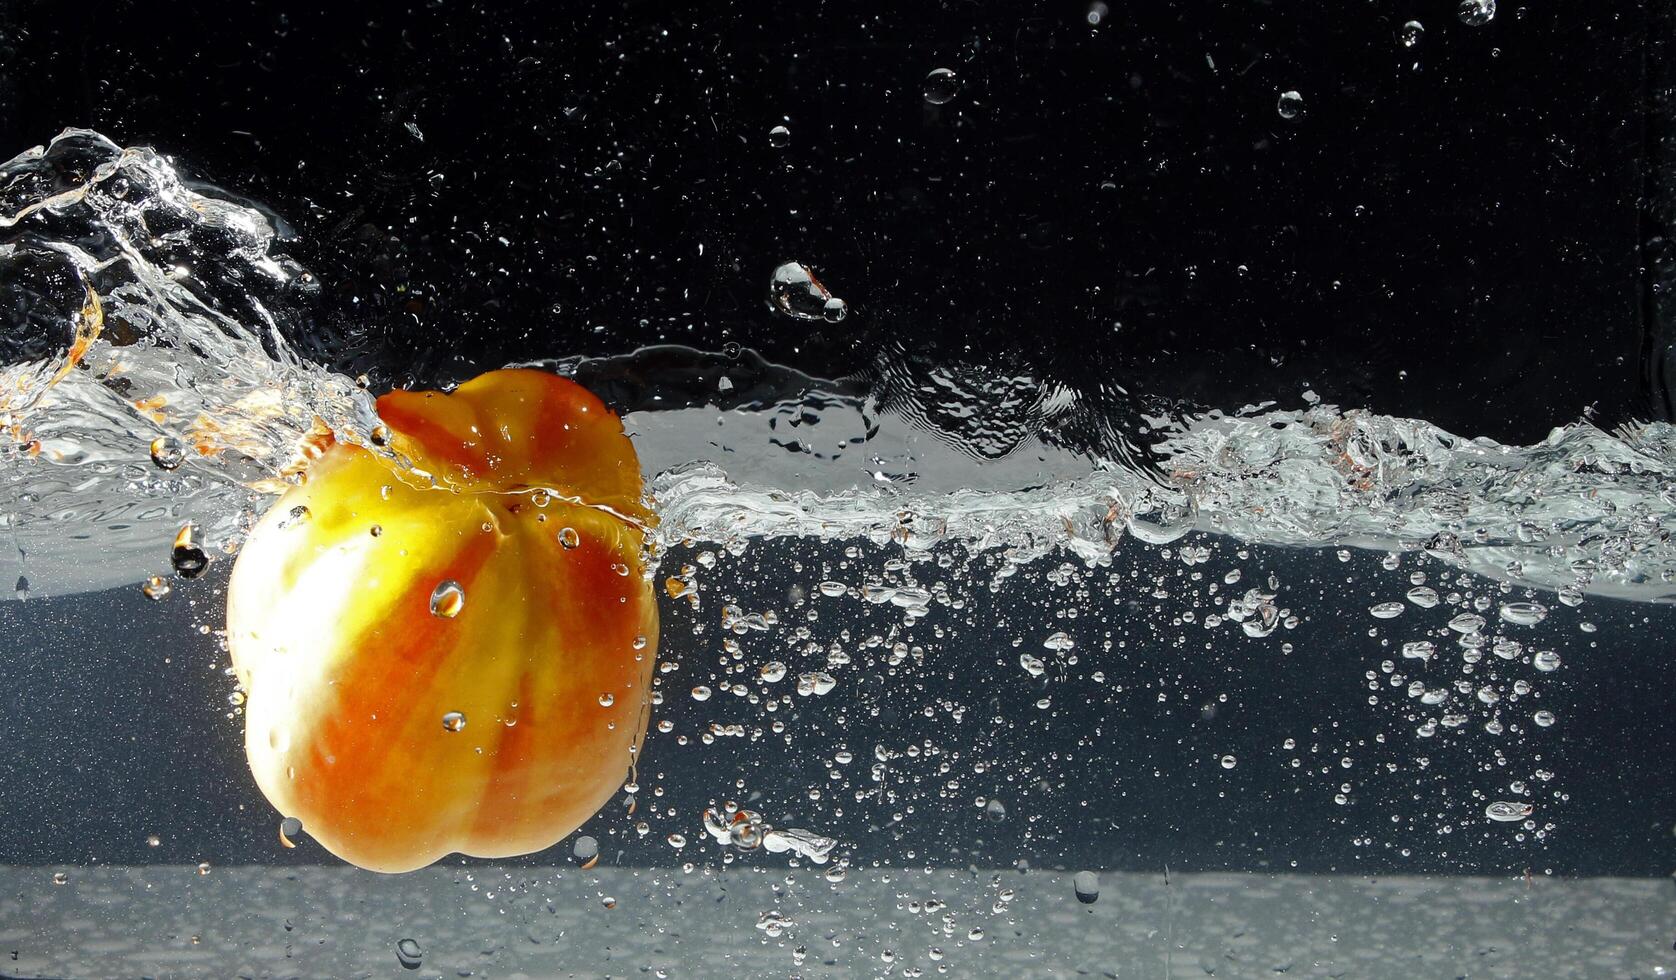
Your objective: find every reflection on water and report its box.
[1,130,1673,976]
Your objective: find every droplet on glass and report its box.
[573,834,600,866]
[395,938,424,970]
[598,692,616,707]
[922,67,961,105]
[430,580,464,618]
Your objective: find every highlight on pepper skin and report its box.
[225,368,657,874]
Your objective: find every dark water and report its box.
[3,4,1676,978]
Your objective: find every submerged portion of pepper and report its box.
[227,369,657,873]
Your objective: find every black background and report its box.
[2,0,1673,443]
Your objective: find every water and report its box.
[2,131,1674,975]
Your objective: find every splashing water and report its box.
[4,130,1676,604]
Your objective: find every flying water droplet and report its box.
[768,262,846,321]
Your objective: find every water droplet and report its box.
[1125,489,1197,544]
[441,711,467,732]
[278,505,311,530]
[1406,586,1440,608]
[430,580,464,618]
[690,685,712,702]
[1399,20,1425,48]
[1019,653,1046,677]
[196,861,211,876]
[573,835,600,865]
[1533,650,1562,672]
[922,67,961,105]
[768,261,845,321]
[1276,90,1305,120]
[985,798,1008,821]
[1043,631,1075,652]
[1368,601,1404,619]
[558,527,581,549]
[149,436,185,470]
[1485,800,1532,822]
[1498,601,1548,626]
[142,575,171,600]
[52,871,68,886]
[598,692,616,707]
[1533,709,1556,727]
[768,125,791,149]
[395,938,423,970]
[1458,0,1496,27]
[1072,870,1100,904]
[1220,754,1238,770]
[145,835,160,847]
[1401,640,1435,662]
[822,296,849,322]
[759,661,787,682]
[171,525,209,579]
[279,816,302,846]
[1447,612,1485,634]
